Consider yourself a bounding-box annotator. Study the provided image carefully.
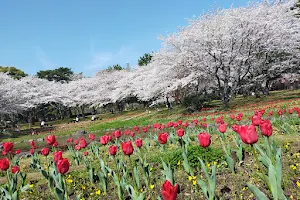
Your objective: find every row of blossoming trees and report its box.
[1,0,300,117]
[1,101,299,199]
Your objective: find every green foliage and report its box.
[197,158,217,200]
[0,66,28,79]
[107,64,123,71]
[138,53,153,66]
[249,142,287,200]
[151,146,224,168]
[293,0,300,18]
[182,93,218,113]
[36,67,73,82]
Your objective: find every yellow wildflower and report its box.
[242,187,247,191]
[188,176,193,181]
[192,180,197,186]
[82,186,86,190]
[107,173,111,177]
[290,165,297,170]
[297,181,300,188]
[66,179,73,183]
[29,184,34,188]
[96,190,101,195]
[207,163,211,167]
[290,195,294,199]
[150,184,155,189]
[150,167,153,172]
[177,161,181,166]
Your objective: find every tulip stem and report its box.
[63,175,69,200]
[128,156,138,192]
[6,170,11,196]
[45,156,54,194]
[114,157,120,181]
[251,145,270,189]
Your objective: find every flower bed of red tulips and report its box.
[0,99,300,199]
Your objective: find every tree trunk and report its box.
[222,95,230,108]
[68,107,73,118]
[222,67,230,108]
[80,106,85,118]
[28,110,32,129]
[222,87,229,108]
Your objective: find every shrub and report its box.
[150,145,224,168]
[182,93,218,114]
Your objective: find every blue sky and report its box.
[0,0,249,76]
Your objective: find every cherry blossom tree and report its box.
[156,0,300,107]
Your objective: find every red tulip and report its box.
[134,126,140,132]
[2,142,14,154]
[53,151,63,163]
[236,115,242,121]
[259,120,273,137]
[158,133,169,144]
[0,158,10,171]
[278,110,283,116]
[15,149,21,155]
[167,122,174,128]
[75,145,81,151]
[11,166,19,174]
[197,132,211,148]
[193,119,198,125]
[29,148,35,155]
[177,120,182,125]
[74,139,79,145]
[30,140,37,149]
[108,135,113,141]
[88,134,95,140]
[252,114,261,126]
[83,151,89,156]
[109,145,118,156]
[52,141,58,147]
[57,158,70,174]
[268,111,273,116]
[114,130,121,138]
[259,109,265,115]
[236,125,258,145]
[121,141,134,156]
[230,114,235,120]
[130,131,135,137]
[218,124,227,133]
[41,148,50,156]
[135,138,143,148]
[46,135,56,146]
[161,180,179,200]
[67,138,74,143]
[176,128,184,137]
[79,138,87,148]
[232,124,239,132]
[142,127,148,133]
[100,135,109,145]
[201,123,207,129]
